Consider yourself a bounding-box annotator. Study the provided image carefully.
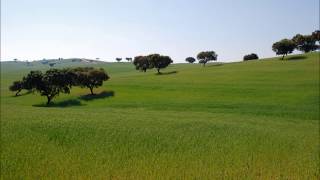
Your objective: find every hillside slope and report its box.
[1,52,319,179]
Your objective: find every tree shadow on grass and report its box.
[157,71,178,75]
[286,56,307,61]
[33,99,84,108]
[78,91,115,101]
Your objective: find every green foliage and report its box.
[13,67,109,104]
[197,51,218,66]
[312,30,320,42]
[116,58,122,62]
[185,57,196,63]
[72,67,110,95]
[292,34,318,53]
[9,80,24,96]
[243,53,259,61]
[133,56,150,72]
[272,39,296,60]
[133,54,173,73]
[147,54,173,74]
[23,69,73,104]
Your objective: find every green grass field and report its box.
[1,53,319,179]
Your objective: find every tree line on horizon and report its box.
[9,67,109,104]
[8,30,320,106]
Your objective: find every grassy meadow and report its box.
[1,53,319,179]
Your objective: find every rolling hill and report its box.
[1,52,319,179]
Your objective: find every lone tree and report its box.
[185,57,196,63]
[125,57,132,62]
[133,56,150,72]
[243,53,259,61]
[197,51,218,67]
[73,67,109,95]
[292,34,317,53]
[9,80,24,96]
[147,54,173,74]
[23,70,73,105]
[272,39,296,60]
[116,58,122,62]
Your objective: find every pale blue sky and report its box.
[1,0,319,62]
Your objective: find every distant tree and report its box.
[243,53,259,61]
[133,56,150,72]
[185,57,196,63]
[13,58,18,63]
[133,54,173,73]
[125,57,132,62]
[147,54,173,74]
[9,80,24,96]
[292,34,317,53]
[272,39,296,60]
[96,58,100,60]
[73,67,109,95]
[49,63,55,67]
[116,58,122,62]
[197,51,218,67]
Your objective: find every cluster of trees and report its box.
[243,53,259,61]
[185,51,218,67]
[133,54,173,74]
[272,30,319,60]
[9,67,109,104]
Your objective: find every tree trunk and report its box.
[281,54,285,60]
[89,87,94,95]
[15,89,21,96]
[46,95,52,105]
[157,68,160,74]
[203,63,206,67]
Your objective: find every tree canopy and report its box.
[185,57,196,63]
[272,39,296,60]
[72,67,109,95]
[125,57,132,62]
[22,69,72,105]
[243,53,259,61]
[147,54,173,74]
[12,67,110,105]
[197,51,218,66]
[9,80,24,96]
[292,34,318,53]
[133,54,173,73]
[312,30,320,42]
[133,56,150,72]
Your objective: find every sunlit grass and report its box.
[1,52,319,179]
